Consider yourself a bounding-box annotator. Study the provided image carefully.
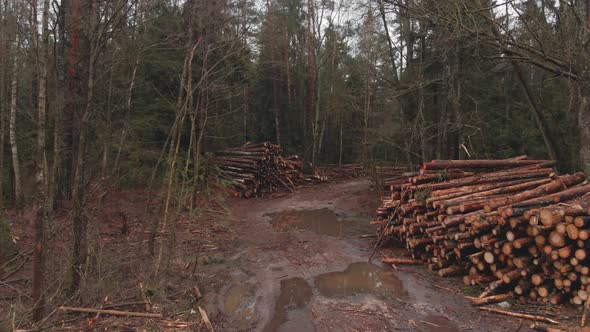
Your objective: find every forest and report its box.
[1,0,590,330]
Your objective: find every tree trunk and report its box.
[448,45,462,159]
[70,0,96,293]
[243,84,249,140]
[512,63,558,161]
[9,25,22,206]
[49,0,69,212]
[578,83,590,174]
[338,115,343,167]
[0,0,6,207]
[63,0,81,200]
[377,0,399,84]
[32,0,50,321]
[99,69,114,209]
[267,1,280,145]
[284,25,291,104]
[305,0,316,167]
[312,48,321,166]
[364,63,371,162]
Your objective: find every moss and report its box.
[414,189,431,204]
[437,170,449,181]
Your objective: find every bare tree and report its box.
[9,5,22,206]
[31,0,50,321]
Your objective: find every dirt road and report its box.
[203,179,548,331]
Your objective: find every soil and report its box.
[206,178,569,332]
[1,178,581,331]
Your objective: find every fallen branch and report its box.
[198,306,215,332]
[478,307,560,324]
[0,255,30,281]
[102,301,149,310]
[469,293,513,306]
[382,257,424,265]
[59,306,163,318]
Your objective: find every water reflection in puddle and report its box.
[314,262,407,298]
[223,284,255,322]
[264,262,407,331]
[263,277,313,332]
[266,208,369,237]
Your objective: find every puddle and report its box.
[266,208,369,237]
[314,262,407,299]
[223,284,256,321]
[263,277,313,332]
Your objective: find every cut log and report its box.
[470,293,513,306]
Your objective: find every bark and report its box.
[578,83,590,174]
[49,0,69,212]
[305,0,316,167]
[70,0,96,292]
[9,23,22,206]
[32,0,50,321]
[284,25,291,104]
[448,45,462,159]
[243,84,249,140]
[0,0,6,207]
[63,0,81,200]
[312,48,321,166]
[338,114,343,167]
[99,69,114,209]
[266,1,281,145]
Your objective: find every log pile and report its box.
[210,142,303,197]
[317,164,364,180]
[374,157,590,306]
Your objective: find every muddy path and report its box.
[204,179,549,331]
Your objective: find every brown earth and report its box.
[0,178,581,331]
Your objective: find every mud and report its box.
[209,179,542,331]
[314,262,407,299]
[266,208,369,237]
[262,277,313,332]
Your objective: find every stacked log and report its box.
[374,157,590,306]
[210,142,303,197]
[318,164,364,179]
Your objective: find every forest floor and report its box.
[0,178,582,331]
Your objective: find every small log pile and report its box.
[374,157,590,306]
[210,142,303,197]
[318,164,364,180]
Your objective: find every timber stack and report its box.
[317,164,364,179]
[374,156,590,306]
[374,165,418,191]
[210,142,303,197]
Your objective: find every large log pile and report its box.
[210,142,303,197]
[375,157,590,306]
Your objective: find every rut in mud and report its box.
[206,179,540,332]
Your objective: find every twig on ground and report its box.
[59,306,163,318]
[198,306,215,332]
[478,307,559,325]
